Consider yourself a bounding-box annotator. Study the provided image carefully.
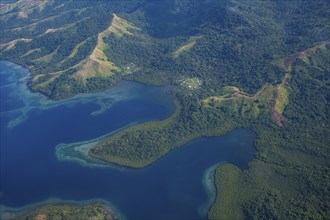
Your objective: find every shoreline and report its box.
[0,198,125,220]
[199,163,223,218]
[55,122,139,169]
[1,61,174,129]
[60,117,248,170]
[56,97,181,169]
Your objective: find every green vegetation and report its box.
[208,45,330,219]
[208,164,244,220]
[173,35,203,58]
[72,14,136,80]
[1,0,329,219]
[274,81,289,114]
[91,42,330,218]
[90,99,183,168]
[7,202,119,220]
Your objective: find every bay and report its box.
[0,61,255,220]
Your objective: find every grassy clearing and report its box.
[0,38,32,51]
[21,48,41,57]
[203,86,242,105]
[57,38,92,66]
[33,74,62,89]
[74,14,138,79]
[203,84,277,120]
[33,47,59,64]
[69,39,89,59]
[0,0,51,16]
[275,85,289,114]
[75,59,120,79]
[108,14,139,39]
[173,35,203,58]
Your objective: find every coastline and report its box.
[88,118,238,169]
[0,198,125,220]
[199,163,223,218]
[55,122,139,169]
[1,60,256,219]
[1,61,172,129]
[207,163,244,219]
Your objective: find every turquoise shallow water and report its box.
[0,61,255,220]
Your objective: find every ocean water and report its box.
[0,61,255,220]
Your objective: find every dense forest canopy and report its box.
[1,0,329,219]
[1,0,328,99]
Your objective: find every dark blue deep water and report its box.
[0,62,256,220]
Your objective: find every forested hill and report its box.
[1,1,330,219]
[1,0,328,99]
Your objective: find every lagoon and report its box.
[0,61,255,219]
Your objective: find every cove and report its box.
[0,61,256,220]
